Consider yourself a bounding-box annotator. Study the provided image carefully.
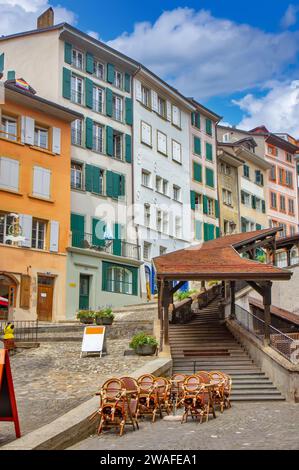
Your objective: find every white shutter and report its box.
[151,91,158,112]
[33,166,51,199]
[19,214,32,248]
[52,127,61,154]
[135,79,142,101]
[157,131,167,154]
[0,157,19,191]
[166,101,171,121]
[21,116,26,143]
[172,106,181,127]
[24,117,35,145]
[141,122,151,146]
[50,220,59,252]
[172,140,181,163]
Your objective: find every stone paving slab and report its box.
[70,402,299,450]
[0,339,152,447]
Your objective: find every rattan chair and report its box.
[218,372,232,410]
[196,371,211,384]
[180,375,207,423]
[120,376,140,430]
[155,376,172,417]
[171,373,186,409]
[137,374,160,422]
[208,371,225,413]
[95,378,128,436]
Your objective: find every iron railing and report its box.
[234,304,265,340]
[0,320,39,343]
[71,231,141,260]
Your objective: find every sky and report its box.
[1,0,299,136]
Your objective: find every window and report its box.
[33,166,51,199]
[112,94,123,121]
[159,246,167,255]
[0,115,17,141]
[280,195,286,212]
[270,192,277,209]
[194,193,202,211]
[71,119,82,146]
[155,176,168,195]
[286,153,293,163]
[141,86,150,107]
[31,219,46,250]
[195,220,202,240]
[288,199,295,215]
[71,162,83,190]
[279,168,284,185]
[157,131,167,155]
[290,226,296,236]
[93,86,104,113]
[270,165,276,181]
[279,224,287,238]
[206,118,212,136]
[141,170,151,188]
[286,170,293,188]
[193,161,202,182]
[172,140,182,163]
[173,185,181,202]
[255,170,264,186]
[93,122,104,153]
[0,157,19,191]
[141,121,152,146]
[143,242,151,260]
[156,176,162,193]
[243,165,250,178]
[172,105,181,127]
[267,145,277,156]
[114,70,123,89]
[162,179,168,196]
[72,48,84,70]
[93,60,105,80]
[175,216,182,238]
[205,167,214,188]
[222,133,230,143]
[144,204,151,227]
[241,191,251,207]
[0,213,16,244]
[113,131,123,160]
[193,136,201,156]
[207,198,215,217]
[34,126,48,149]
[255,198,262,212]
[156,209,162,232]
[106,266,133,295]
[191,111,200,129]
[222,189,232,206]
[71,74,83,104]
[158,96,166,118]
[163,211,169,234]
[224,220,235,235]
[220,163,231,175]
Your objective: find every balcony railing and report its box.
[71,231,141,260]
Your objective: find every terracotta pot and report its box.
[80,317,94,325]
[95,316,113,325]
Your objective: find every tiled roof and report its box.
[153,228,292,281]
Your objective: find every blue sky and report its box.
[2,1,299,135]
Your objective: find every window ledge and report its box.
[172,123,182,131]
[157,150,168,158]
[141,141,153,149]
[0,136,24,147]
[172,158,182,165]
[29,145,56,156]
[141,184,153,191]
[0,187,23,196]
[28,194,55,203]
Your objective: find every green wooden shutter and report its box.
[85,164,93,192]
[124,73,131,93]
[195,112,201,129]
[241,217,247,232]
[107,63,115,84]
[106,88,113,117]
[262,200,266,213]
[125,134,132,163]
[193,161,202,182]
[71,213,84,247]
[256,223,262,231]
[113,223,122,255]
[113,173,120,198]
[131,266,138,296]
[92,218,105,247]
[64,42,72,64]
[206,118,212,135]
[120,174,125,196]
[209,224,215,240]
[92,166,101,194]
[191,112,195,126]
[62,67,71,100]
[204,223,209,241]
[203,195,208,214]
[252,195,256,209]
[0,53,4,72]
[241,190,245,204]
[85,78,93,108]
[102,261,108,291]
[195,220,202,240]
[106,170,114,197]
[194,136,201,155]
[206,168,214,188]
[86,52,94,74]
[7,71,15,80]
[85,118,93,149]
[190,190,196,210]
[215,199,220,219]
[216,226,220,238]
[106,126,113,156]
[206,142,213,161]
[125,97,133,125]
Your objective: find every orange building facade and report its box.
[0,79,82,321]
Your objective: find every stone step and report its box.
[232,383,277,390]
[230,395,285,402]
[231,389,282,396]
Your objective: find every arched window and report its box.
[106,266,133,294]
[0,273,17,319]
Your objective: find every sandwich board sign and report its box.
[0,348,21,438]
[81,326,106,358]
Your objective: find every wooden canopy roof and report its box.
[153,228,292,281]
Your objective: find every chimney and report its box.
[37,7,54,29]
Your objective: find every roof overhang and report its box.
[235,146,271,170]
[217,147,245,167]
[266,134,299,154]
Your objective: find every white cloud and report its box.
[234,80,299,136]
[108,7,299,100]
[87,30,100,40]
[0,1,77,36]
[281,4,299,29]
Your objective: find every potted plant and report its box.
[77,310,94,324]
[94,307,114,325]
[129,332,158,356]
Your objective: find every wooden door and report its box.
[37,276,54,321]
[79,275,90,310]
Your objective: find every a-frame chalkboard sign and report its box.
[0,349,21,438]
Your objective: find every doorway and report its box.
[0,274,17,320]
[37,275,54,321]
[79,274,90,310]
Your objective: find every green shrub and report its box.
[76,310,94,320]
[129,332,158,350]
[94,307,114,319]
[174,289,197,301]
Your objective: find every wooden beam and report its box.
[169,281,186,296]
[237,236,276,255]
[163,281,171,345]
[230,281,236,319]
[246,281,264,297]
[263,281,272,345]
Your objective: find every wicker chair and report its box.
[218,372,232,410]
[171,373,186,409]
[120,376,140,430]
[208,371,225,413]
[95,378,128,436]
[180,375,207,423]
[137,374,161,422]
[155,377,172,417]
[196,371,211,384]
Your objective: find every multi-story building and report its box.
[250,126,299,237]
[0,11,145,316]
[189,100,221,242]
[0,78,80,321]
[217,126,270,233]
[133,71,195,295]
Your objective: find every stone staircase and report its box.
[169,297,285,401]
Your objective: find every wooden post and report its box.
[287,249,291,267]
[263,281,272,346]
[230,281,236,319]
[163,281,170,345]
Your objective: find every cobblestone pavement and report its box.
[71,402,299,450]
[0,340,152,447]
